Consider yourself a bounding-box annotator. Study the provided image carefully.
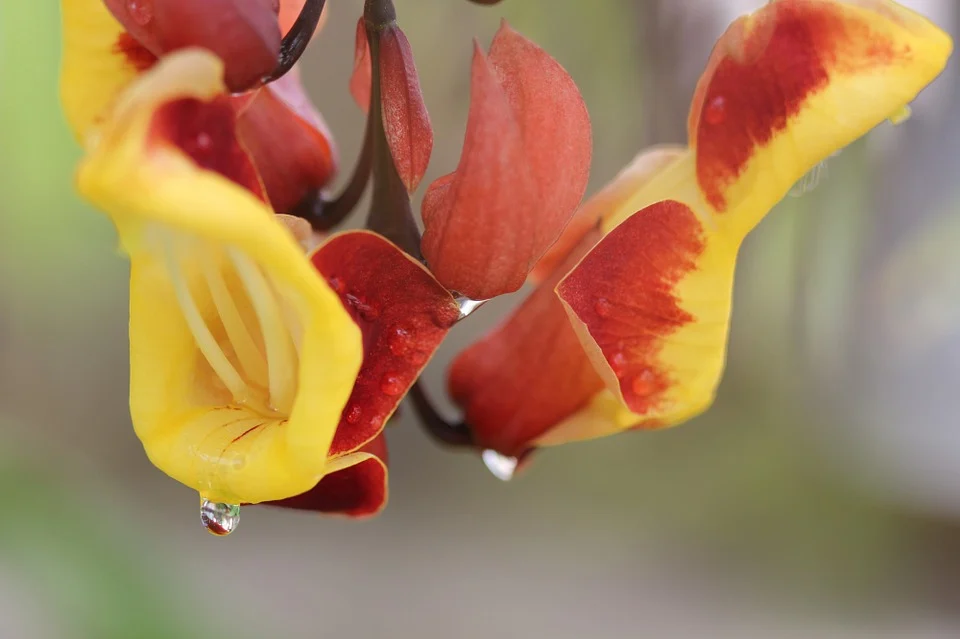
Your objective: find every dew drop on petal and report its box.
[380,373,404,396]
[407,350,428,366]
[346,294,379,321]
[608,351,628,377]
[200,499,240,536]
[388,327,412,356]
[126,0,153,26]
[456,295,486,319]
[594,297,613,318]
[345,404,362,424]
[630,369,656,396]
[482,449,518,482]
[704,96,726,126]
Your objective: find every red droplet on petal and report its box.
[609,351,628,377]
[594,297,613,318]
[407,350,428,366]
[126,0,153,26]
[345,404,363,424]
[704,96,727,125]
[631,370,657,396]
[388,328,412,356]
[380,374,405,397]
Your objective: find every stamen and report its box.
[201,254,269,388]
[165,242,250,405]
[227,248,298,414]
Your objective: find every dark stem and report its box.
[363,0,422,259]
[262,0,327,84]
[409,382,474,448]
[287,114,373,231]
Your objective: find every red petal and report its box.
[349,17,372,113]
[235,67,338,212]
[311,231,459,457]
[263,435,388,517]
[448,230,605,456]
[421,22,592,299]
[105,0,282,93]
[379,26,433,193]
[148,96,266,201]
[555,200,707,415]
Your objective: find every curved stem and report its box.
[409,382,474,448]
[262,0,327,84]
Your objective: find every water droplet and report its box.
[482,449,518,481]
[388,327,412,356]
[327,276,345,293]
[456,295,487,319]
[594,297,613,318]
[195,132,212,152]
[630,369,656,396]
[126,0,153,26]
[380,373,404,396]
[200,499,240,536]
[704,96,726,125]
[345,404,362,424]
[888,104,912,125]
[407,350,428,366]
[608,351,628,377]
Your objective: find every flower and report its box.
[448,0,953,458]
[75,49,458,512]
[60,0,336,213]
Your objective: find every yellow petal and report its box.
[60,0,157,142]
[76,50,362,504]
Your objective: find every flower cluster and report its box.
[60,0,951,534]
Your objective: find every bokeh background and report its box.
[3,0,960,637]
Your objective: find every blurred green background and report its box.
[3,1,960,637]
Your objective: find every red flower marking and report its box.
[264,435,388,517]
[556,200,705,414]
[689,0,900,211]
[114,33,158,72]
[148,96,266,202]
[448,229,606,456]
[311,232,459,457]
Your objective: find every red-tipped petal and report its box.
[448,230,605,456]
[556,200,733,425]
[311,231,459,457]
[421,22,592,299]
[379,26,433,193]
[350,17,372,112]
[235,66,337,213]
[105,0,283,92]
[149,96,266,202]
[263,435,388,517]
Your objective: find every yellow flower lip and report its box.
[76,49,363,505]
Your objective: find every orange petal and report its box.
[104,0,282,92]
[349,17,372,112]
[556,200,735,429]
[689,0,951,236]
[379,26,433,193]
[310,231,459,457]
[235,65,338,212]
[448,230,605,456]
[263,435,388,517]
[421,21,592,299]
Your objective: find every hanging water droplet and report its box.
[888,104,912,125]
[789,160,827,198]
[126,0,153,26]
[455,294,486,320]
[380,373,404,396]
[200,499,240,536]
[704,96,727,125]
[482,449,518,481]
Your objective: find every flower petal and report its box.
[60,0,158,141]
[103,0,282,92]
[264,435,388,517]
[350,17,372,112]
[76,50,362,504]
[310,231,460,457]
[556,200,735,433]
[235,65,338,213]
[379,26,433,193]
[689,0,952,236]
[421,21,592,299]
[448,230,605,456]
